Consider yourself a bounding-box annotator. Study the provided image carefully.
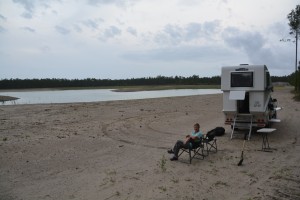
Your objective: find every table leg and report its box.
[261,132,276,152]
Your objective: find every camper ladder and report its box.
[231,114,253,140]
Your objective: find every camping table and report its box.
[257,128,277,152]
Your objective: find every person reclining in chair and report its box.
[167,123,204,161]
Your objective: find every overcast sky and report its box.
[0,0,299,79]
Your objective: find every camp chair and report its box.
[178,138,205,164]
[203,130,218,156]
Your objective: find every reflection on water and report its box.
[0,89,221,105]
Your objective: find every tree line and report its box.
[0,74,294,90]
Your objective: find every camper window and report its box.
[231,72,253,87]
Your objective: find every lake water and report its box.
[0,89,222,105]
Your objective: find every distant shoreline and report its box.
[0,95,19,102]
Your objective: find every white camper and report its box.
[221,64,280,139]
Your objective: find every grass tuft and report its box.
[157,155,167,172]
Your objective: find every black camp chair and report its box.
[178,138,205,164]
[203,130,218,156]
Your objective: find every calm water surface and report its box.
[0,89,221,105]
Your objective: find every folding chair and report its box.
[203,130,218,156]
[178,138,205,164]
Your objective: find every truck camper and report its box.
[221,64,281,139]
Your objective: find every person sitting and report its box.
[167,123,204,161]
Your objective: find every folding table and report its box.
[257,128,277,152]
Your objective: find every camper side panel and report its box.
[221,67,231,91]
[254,67,266,91]
[249,92,265,112]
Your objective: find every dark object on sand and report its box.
[207,127,225,137]
[238,133,247,166]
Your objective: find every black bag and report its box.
[207,127,225,137]
[214,127,225,136]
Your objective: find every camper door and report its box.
[229,90,250,114]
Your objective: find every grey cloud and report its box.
[185,20,221,40]
[154,24,183,45]
[21,12,33,19]
[40,45,51,53]
[185,23,202,41]
[72,18,104,33]
[22,26,35,33]
[266,22,295,68]
[123,45,233,62]
[55,26,71,35]
[202,20,221,35]
[269,22,288,35]
[0,26,6,33]
[164,24,183,42]
[12,0,56,19]
[223,28,265,52]
[153,20,221,45]
[0,14,7,21]
[88,0,115,5]
[103,26,121,38]
[154,33,168,45]
[178,0,201,6]
[81,18,104,30]
[164,24,183,39]
[0,15,7,33]
[87,0,139,8]
[82,19,98,30]
[13,0,35,18]
[222,27,291,68]
[73,24,82,33]
[268,22,291,41]
[13,0,35,13]
[127,27,137,36]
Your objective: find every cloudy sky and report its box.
[0,0,299,79]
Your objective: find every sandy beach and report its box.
[0,87,299,200]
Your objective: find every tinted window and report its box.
[231,72,253,87]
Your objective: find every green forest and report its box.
[0,73,294,90]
